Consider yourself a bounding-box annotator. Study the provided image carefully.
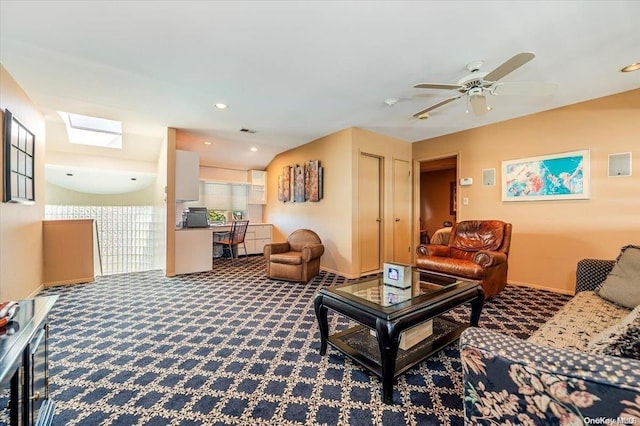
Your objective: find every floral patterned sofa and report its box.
[460,255,640,425]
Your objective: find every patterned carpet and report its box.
[40,257,571,426]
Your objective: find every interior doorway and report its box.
[417,155,458,245]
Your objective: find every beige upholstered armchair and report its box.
[415,220,512,299]
[264,229,325,283]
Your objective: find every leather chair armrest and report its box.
[472,250,507,267]
[263,242,290,257]
[417,244,450,257]
[301,243,325,261]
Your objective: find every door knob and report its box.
[394,218,400,222]
[376,218,382,222]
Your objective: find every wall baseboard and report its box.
[28,284,45,299]
[320,267,360,280]
[508,280,574,296]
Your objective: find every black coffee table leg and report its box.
[376,319,400,404]
[469,289,484,326]
[314,295,329,355]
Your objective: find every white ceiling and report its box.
[1,1,639,193]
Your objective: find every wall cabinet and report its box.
[248,170,267,205]
[176,150,200,201]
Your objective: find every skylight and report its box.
[58,111,123,149]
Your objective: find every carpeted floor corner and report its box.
[40,256,570,425]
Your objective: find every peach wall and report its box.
[413,89,640,294]
[0,65,46,300]
[165,127,177,276]
[264,127,411,277]
[265,129,353,276]
[154,135,168,271]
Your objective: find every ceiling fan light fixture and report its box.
[469,92,489,116]
[468,87,483,97]
[621,62,640,72]
[412,52,544,119]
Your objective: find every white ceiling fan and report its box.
[412,52,557,119]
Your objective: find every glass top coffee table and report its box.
[313,268,483,404]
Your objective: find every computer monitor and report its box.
[188,207,208,213]
[185,211,208,228]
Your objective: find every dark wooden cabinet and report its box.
[0,296,57,425]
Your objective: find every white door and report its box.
[359,153,382,274]
[393,159,411,263]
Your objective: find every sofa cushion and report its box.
[414,256,484,280]
[527,291,630,351]
[269,251,303,265]
[588,305,640,359]
[597,245,640,309]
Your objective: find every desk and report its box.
[211,225,231,258]
[212,223,273,257]
[174,224,272,274]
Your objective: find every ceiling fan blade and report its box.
[469,94,489,116]
[484,52,535,82]
[491,82,558,96]
[414,83,464,90]
[412,95,462,118]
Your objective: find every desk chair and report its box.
[213,220,249,265]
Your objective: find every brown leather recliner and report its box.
[264,229,325,283]
[415,220,512,299]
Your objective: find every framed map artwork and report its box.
[501,150,590,202]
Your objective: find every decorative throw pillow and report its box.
[589,305,640,360]
[596,245,640,309]
[601,324,640,359]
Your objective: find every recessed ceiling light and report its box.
[250,147,258,152]
[621,62,640,72]
[214,103,228,109]
[203,141,212,145]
